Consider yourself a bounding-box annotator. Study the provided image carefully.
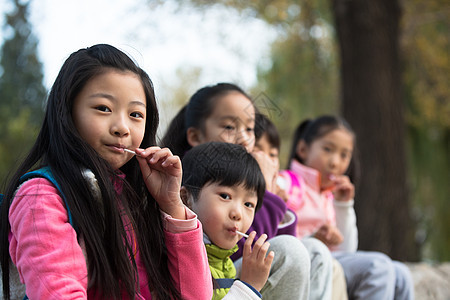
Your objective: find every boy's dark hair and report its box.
[288,115,360,184]
[1,44,180,300]
[254,113,280,150]
[160,83,252,157]
[182,142,265,211]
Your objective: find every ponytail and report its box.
[287,119,312,168]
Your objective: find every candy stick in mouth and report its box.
[236,230,249,238]
[124,149,137,155]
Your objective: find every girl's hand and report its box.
[239,232,274,291]
[251,150,277,193]
[330,175,354,202]
[314,224,343,247]
[135,147,186,220]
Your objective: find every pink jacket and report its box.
[9,178,213,299]
[279,160,358,252]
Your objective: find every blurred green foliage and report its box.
[0,0,47,185]
[401,0,450,261]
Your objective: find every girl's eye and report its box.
[219,193,231,200]
[223,125,235,131]
[246,127,254,132]
[323,146,332,152]
[96,105,111,112]
[130,112,144,119]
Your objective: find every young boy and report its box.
[181,142,274,300]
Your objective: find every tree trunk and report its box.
[332,0,419,261]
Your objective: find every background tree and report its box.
[0,0,47,184]
[164,0,420,260]
[332,0,417,260]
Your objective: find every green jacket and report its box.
[205,243,239,300]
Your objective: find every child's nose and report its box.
[236,130,253,150]
[111,115,130,137]
[329,153,340,168]
[230,206,242,221]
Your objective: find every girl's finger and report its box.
[136,146,161,158]
[147,148,173,164]
[161,155,181,168]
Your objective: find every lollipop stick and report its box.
[236,230,249,238]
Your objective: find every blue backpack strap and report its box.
[8,167,74,300]
[214,278,235,289]
[19,166,74,227]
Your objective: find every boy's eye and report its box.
[96,105,111,112]
[130,112,144,119]
[245,202,255,208]
[323,146,332,152]
[219,193,231,200]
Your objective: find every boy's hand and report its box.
[314,224,343,247]
[239,232,274,291]
[136,147,186,220]
[330,175,355,202]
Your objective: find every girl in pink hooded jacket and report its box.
[280,115,414,300]
[0,44,212,300]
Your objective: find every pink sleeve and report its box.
[160,206,198,233]
[9,178,88,299]
[164,220,213,300]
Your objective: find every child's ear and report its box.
[180,186,193,208]
[186,127,203,147]
[296,140,309,161]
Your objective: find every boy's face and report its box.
[254,133,280,171]
[190,182,257,250]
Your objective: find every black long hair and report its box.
[182,142,265,211]
[287,115,360,184]
[0,44,181,299]
[160,82,252,157]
